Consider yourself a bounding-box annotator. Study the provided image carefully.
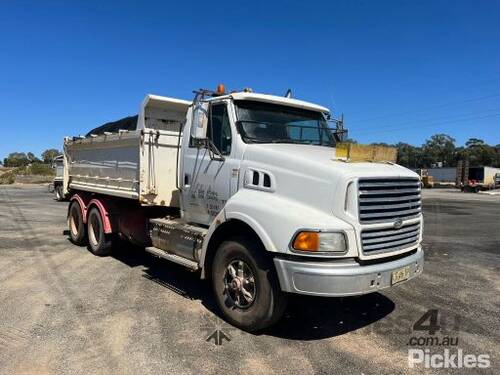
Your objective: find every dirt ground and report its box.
[0,185,498,374]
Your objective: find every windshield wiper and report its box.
[243,137,313,144]
[270,139,309,144]
[241,137,269,144]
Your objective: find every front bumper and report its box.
[273,246,424,297]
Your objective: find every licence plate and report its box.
[391,266,410,285]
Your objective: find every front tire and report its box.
[87,207,113,256]
[54,185,63,201]
[211,237,287,332]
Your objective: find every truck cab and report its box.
[50,154,65,201]
[64,87,424,331]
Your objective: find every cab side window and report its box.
[207,104,232,155]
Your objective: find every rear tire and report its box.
[68,200,87,245]
[211,237,287,332]
[87,207,113,256]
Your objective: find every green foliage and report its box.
[27,152,41,163]
[0,161,54,185]
[0,170,16,185]
[3,152,30,167]
[395,142,419,168]
[41,149,61,164]
[422,134,456,167]
[28,163,55,176]
[461,138,498,166]
[3,150,60,167]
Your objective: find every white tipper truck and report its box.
[50,155,65,201]
[63,86,424,331]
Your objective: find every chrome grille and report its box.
[358,178,421,223]
[361,222,420,255]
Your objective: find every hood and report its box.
[243,143,417,180]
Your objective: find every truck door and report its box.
[181,102,238,225]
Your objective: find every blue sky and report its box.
[1,0,499,158]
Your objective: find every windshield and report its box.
[234,100,335,146]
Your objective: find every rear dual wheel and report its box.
[86,207,113,256]
[67,201,112,256]
[68,200,87,246]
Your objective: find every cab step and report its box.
[145,246,200,271]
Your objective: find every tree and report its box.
[3,152,30,167]
[395,142,420,168]
[370,142,392,147]
[422,134,456,167]
[465,138,485,148]
[27,152,41,164]
[41,149,61,164]
[494,145,500,168]
[463,138,496,166]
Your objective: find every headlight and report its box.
[292,231,347,254]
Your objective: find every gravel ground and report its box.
[0,185,498,374]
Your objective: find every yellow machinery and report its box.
[416,169,434,188]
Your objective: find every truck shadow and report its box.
[266,292,394,340]
[111,243,216,306]
[111,244,395,341]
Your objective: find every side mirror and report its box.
[191,102,209,140]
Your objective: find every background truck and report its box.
[63,86,424,331]
[456,160,500,192]
[48,155,65,200]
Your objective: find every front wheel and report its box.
[54,185,64,201]
[211,237,287,332]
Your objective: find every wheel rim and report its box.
[69,209,79,237]
[223,259,256,309]
[88,213,101,247]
